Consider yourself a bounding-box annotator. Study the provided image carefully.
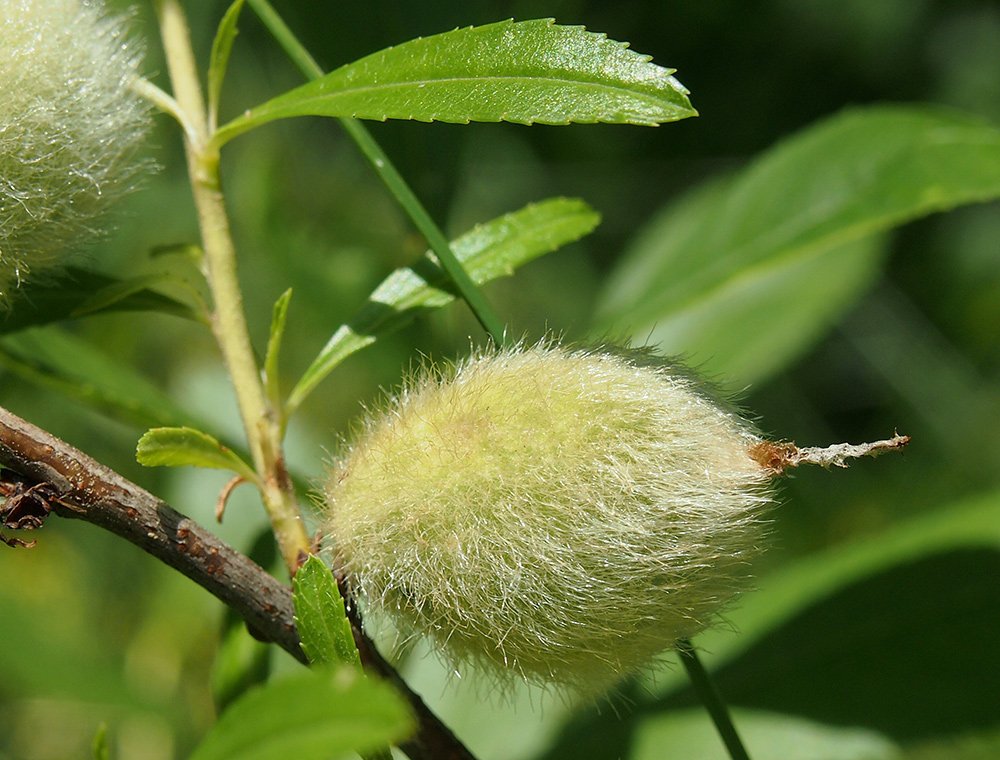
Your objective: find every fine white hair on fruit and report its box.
[324,341,776,692]
[0,0,152,302]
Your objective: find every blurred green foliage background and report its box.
[2,1,999,758]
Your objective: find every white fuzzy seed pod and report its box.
[0,0,151,301]
[324,343,777,692]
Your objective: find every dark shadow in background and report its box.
[543,547,1000,759]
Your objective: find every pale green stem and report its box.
[155,0,309,575]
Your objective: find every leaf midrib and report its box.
[266,72,681,109]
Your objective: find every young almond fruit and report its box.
[325,343,783,692]
[0,0,152,302]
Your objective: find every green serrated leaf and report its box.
[595,105,1000,386]
[0,267,196,334]
[264,288,292,409]
[189,669,414,760]
[215,18,694,145]
[287,197,599,412]
[293,556,362,668]
[208,0,247,126]
[136,426,257,481]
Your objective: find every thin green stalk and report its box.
[155,0,309,576]
[676,638,751,760]
[246,0,508,347]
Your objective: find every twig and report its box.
[0,405,475,760]
[334,570,476,760]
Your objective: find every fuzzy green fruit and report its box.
[324,343,775,691]
[0,0,151,301]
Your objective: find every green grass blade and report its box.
[207,0,246,128]
[263,288,292,410]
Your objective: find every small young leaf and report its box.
[293,556,362,668]
[136,426,257,481]
[214,18,695,145]
[596,105,1000,386]
[208,0,247,126]
[263,288,292,409]
[287,197,599,412]
[0,327,309,494]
